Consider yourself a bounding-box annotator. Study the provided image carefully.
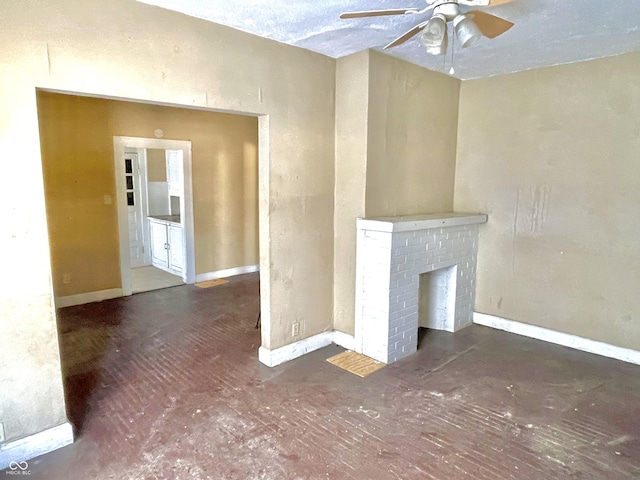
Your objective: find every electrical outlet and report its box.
[62,273,72,284]
[292,322,299,338]
[0,422,5,443]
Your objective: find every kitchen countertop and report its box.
[148,215,181,226]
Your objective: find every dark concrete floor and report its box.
[23,273,640,479]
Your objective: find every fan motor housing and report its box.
[433,3,461,21]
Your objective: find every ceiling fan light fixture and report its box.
[453,14,482,48]
[419,14,447,55]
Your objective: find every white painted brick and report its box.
[392,307,409,320]
[391,255,406,267]
[389,302,405,314]
[406,252,424,264]
[397,291,416,304]
[404,304,418,315]
[390,272,405,283]
[392,238,408,250]
[357,217,482,364]
[405,312,419,324]
[398,264,414,275]
[397,277,415,288]
[388,309,401,322]
[406,236,421,246]
[399,285,415,296]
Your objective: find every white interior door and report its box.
[124,151,146,268]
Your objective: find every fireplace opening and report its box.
[418,265,458,333]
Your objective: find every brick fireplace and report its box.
[354,213,487,364]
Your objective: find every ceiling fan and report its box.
[340,0,515,55]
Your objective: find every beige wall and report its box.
[365,51,460,217]
[333,51,370,334]
[455,52,640,350]
[332,51,460,335]
[38,92,259,297]
[1,0,334,444]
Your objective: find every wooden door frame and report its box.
[113,136,195,296]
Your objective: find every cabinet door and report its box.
[167,225,184,274]
[149,221,169,269]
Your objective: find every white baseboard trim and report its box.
[259,331,335,367]
[55,288,123,309]
[195,264,259,283]
[259,331,356,367]
[332,330,356,351]
[0,422,74,469]
[474,312,640,366]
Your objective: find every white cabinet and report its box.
[150,220,169,270]
[166,150,183,196]
[167,224,184,272]
[149,218,184,275]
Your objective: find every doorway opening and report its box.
[114,141,195,296]
[124,148,184,293]
[114,137,195,296]
[37,89,266,439]
[38,90,262,311]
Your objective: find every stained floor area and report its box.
[28,273,640,479]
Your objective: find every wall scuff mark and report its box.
[45,42,51,75]
[514,185,551,238]
[529,184,550,235]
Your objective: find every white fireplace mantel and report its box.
[358,212,488,233]
[354,212,487,364]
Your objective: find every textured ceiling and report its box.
[136,0,640,79]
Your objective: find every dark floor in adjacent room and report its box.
[27,272,640,479]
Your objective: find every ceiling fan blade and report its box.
[467,10,514,39]
[340,8,419,19]
[459,0,515,6]
[384,20,430,49]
